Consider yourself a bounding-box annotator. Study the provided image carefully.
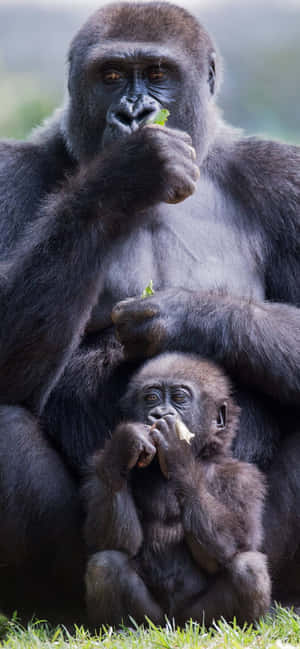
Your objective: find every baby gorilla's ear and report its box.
[198,397,240,459]
[213,397,240,453]
[216,403,226,430]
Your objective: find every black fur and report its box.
[0,1,299,622]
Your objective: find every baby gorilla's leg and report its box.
[177,551,271,626]
[85,550,163,627]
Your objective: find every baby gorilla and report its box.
[83,353,271,627]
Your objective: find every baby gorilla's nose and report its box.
[148,408,177,423]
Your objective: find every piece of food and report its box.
[150,109,170,126]
[175,417,195,445]
[141,280,155,299]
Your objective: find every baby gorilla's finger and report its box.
[149,426,169,452]
[152,414,178,441]
[163,414,178,428]
[137,439,157,468]
[149,424,171,479]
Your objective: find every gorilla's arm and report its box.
[177,457,271,625]
[83,422,157,556]
[178,460,266,568]
[113,138,300,406]
[113,140,300,405]
[113,289,300,405]
[151,416,266,565]
[0,126,198,412]
[83,466,143,557]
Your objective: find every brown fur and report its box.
[84,353,271,628]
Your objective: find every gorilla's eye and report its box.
[171,388,190,404]
[144,393,159,403]
[147,67,166,83]
[102,69,123,84]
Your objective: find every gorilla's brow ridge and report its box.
[85,44,183,69]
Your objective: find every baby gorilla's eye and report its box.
[144,393,159,403]
[171,389,190,404]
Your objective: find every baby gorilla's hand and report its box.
[150,415,193,479]
[97,422,156,491]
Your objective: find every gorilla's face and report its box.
[95,51,181,147]
[63,2,218,160]
[121,353,239,459]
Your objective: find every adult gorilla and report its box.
[0,1,299,623]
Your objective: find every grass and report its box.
[1,607,300,649]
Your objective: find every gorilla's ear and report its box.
[216,403,226,429]
[208,52,217,95]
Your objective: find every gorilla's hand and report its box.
[150,414,193,480]
[111,288,192,359]
[100,126,200,212]
[96,422,156,491]
[140,125,200,205]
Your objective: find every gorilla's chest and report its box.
[95,190,264,327]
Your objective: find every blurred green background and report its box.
[0,0,300,143]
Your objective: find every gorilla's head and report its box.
[63,2,221,161]
[121,352,240,459]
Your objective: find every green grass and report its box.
[0,69,60,140]
[1,607,300,649]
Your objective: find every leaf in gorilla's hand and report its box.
[175,417,195,445]
[150,109,170,126]
[141,280,155,299]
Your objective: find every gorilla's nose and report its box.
[148,408,177,423]
[113,95,160,132]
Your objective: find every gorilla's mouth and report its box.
[102,122,132,147]
[103,119,144,146]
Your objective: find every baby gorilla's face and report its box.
[130,377,229,459]
[120,353,237,458]
[138,379,196,428]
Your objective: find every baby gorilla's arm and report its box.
[151,416,271,624]
[179,459,266,566]
[83,422,156,555]
[83,422,163,627]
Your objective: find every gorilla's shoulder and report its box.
[208,131,300,224]
[0,138,39,171]
[0,121,73,211]
[0,127,72,190]
[232,135,300,191]
[0,128,73,248]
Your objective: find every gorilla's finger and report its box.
[112,298,159,324]
[149,427,169,452]
[145,124,193,146]
[137,442,156,468]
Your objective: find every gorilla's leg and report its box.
[264,432,300,605]
[0,406,85,624]
[86,551,163,628]
[178,552,271,626]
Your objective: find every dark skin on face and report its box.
[87,51,181,147]
[128,377,226,470]
[84,353,271,628]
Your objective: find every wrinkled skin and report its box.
[0,0,299,623]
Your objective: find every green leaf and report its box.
[150,109,170,126]
[141,280,155,299]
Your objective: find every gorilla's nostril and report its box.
[136,108,156,124]
[115,112,133,127]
